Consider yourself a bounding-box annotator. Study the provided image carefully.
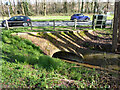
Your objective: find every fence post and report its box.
[30,22,32,30]
[5,20,9,30]
[74,19,77,29]
[53,20,55,29]
[111,19,114,29]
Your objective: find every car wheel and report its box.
[73,18,77,21]
[2,23,4,27]
[28,23,32,26]
[2,22,7,27]
[23,23,28,27]
[85,18,89,22]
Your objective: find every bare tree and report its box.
[1,1,6,16]
[90,1,94,13]
[81,0,84,13]
[107,0,109,12]
[94,0,97,14]
[63,1,68,13]
[13,0,17,15]
[71,0,75,13]
[78,0,80,13]
[85,2,89,13]
[0,0,114,16]
[35,0,38,15]
[9,0,13,15]
[43,0,46,16]
[118,1,120,43]
[112,1,119,52]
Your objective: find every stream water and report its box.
[52,51,120,71]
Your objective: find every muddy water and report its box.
[53,51,120,71]
[52,51,83,63]
[83,53,120,71]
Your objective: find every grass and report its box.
[27,25,112,34]
[0,14,113,21]
[1,27,118,88]
[30,14,113,22]
[30,16,71,22]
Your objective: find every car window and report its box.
[73,14,78,16]
[16,16,25,20]
[9,16,25,21]
[9,17,16,20]
[27,17,30,19]
[78,14,83,16]
[20,16,25,20]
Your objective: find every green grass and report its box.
[7,25,113,37]
[1,14,113,22]
[30,14,113,22]
[29,16,71,22]
[1,27,118,88]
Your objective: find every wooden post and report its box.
[30,22,32,30]
[74,19,77,29]
[92,15,95,29]
[93,19,96,30]
[53,20,55,29]
[111,19,113,29]
[5,20,9,30]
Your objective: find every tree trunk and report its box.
[91,2,93,13]
[9,0,13,15]
[43,0,46,16]
[86,2,89,13]
[21,2,25,15]
[38,2,40,15]
[17,1,23,14]
[94,0,97,14]
[0,1,4,20]
[118,1,120,43]
[63,1,68,13]
[53,3,57,13]
[71,0,75,13]
[13,0,17,15]
[96,2,99,13]
[23,2,32,16]
[112,2,119,52]
[1,1,5,16]
[81,0,84,13]
[78,0,80,13]
[107,0,109,12]
[35,0,38,15]
[85,2,87,13]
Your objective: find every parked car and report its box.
[70,14,90,21]
[1,16,31,27]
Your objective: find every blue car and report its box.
[70,14,90,21]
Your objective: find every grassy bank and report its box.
[1,27,119,88]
